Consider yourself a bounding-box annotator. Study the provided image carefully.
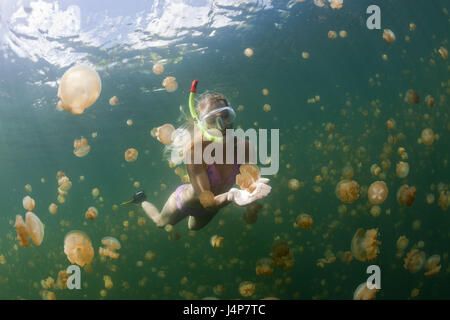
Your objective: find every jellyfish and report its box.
[14,215,30,247]
[396,235,409,252]
[351,228,381,262]
[155,124,175,145]
[124,148,139,162]
[104,275,113,289]
[243,201,262,224]
[239,281,255,297]
[25,184,32,193]
[109,96,119,106]
[236,164,260,193]
[22,195,36,211]
[73,137,90,157]
[313,0,325,7]
[162,76,178,92]
[397,185,416,206]
[48,203,58,215]
[339,30,347,38]
[403,249,425,273]
[25,212,44,246]
[341,165,354,180]
[263,104,271,112]
[424,255,441,277]
[438,47,448,60]
[145,250,156,261]
[272,240,294,270]
[382,29,396,43]
[337,251,353,263]
[302,51,310,59]
[328,30,337,39]
[64,231,94,267]
[92,188,100,199]
[199,191,215,208]
[126,119,133,126]
[210,235,224,248]
[99,236,121,260]
[438,191,449,211]
[255,258,274,277]
[425,95,435,107]
[244,48,254,57]
[335,180,359,203]
[396,162,409,178]
[85,207,98,221]
[288,178,302,191]
[368,181,388,204]
[153,63,164,75]
[329,0,343,10]
[353,282,378,300]
[296,213,313,230]
[262,88,269,96]
[420,128,434,146]
[404,89,419,104]
[57,65,102,115]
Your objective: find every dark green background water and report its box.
[0,0,448,299]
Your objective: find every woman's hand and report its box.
[227,178,271,206]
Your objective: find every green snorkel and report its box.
[189,80,223,143]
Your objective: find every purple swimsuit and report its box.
[175,161,240,217]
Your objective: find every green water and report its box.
[0,0,449,300]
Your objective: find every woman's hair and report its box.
[164,91,229,165]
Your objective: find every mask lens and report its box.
[201,107,235,129]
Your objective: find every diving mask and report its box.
[200,106,236,131]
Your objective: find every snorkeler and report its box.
[122,80,271,230]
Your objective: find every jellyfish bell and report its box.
[101,237,121,250]
[109,96,119,106]
[438,47,448,60]
[236,164,260,193]
[239,281,255,297]
[14,215,30,247]
[25,212,44,246]
[425,95,435,107]
[396,161,410,178]
[22,195,36,211]
[328,30,337,39]
[244,48,254,57]
[335,180,359,203]
[397,184,416,206]
[73,137,90,157]
[155,124,175,145]
[424,255,441,277]
[368,181,388,204]
[403,249,425,273]
[162,76,178,92]
[58,65,101,115]
[382,29,396,44]
[255,258,274,277]
[296,213,313,230]
[351,228,381,262]
[353,282,378,300]
[125,148,139,162]
[152,63,164,75]
[404,89,420,104]
[64,231,94,267]
[85,207,98,221]
[421,128,434,146]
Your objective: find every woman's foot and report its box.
[121,190,147,206]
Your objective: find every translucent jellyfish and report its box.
[329,0,343,10]
[155,124,175,145]
[48,203,58,215]
[288,178,302,191]
[425,95,435,107]
[328,30,337,39]
[341,165,354,180]
[337,251,353,263]
[25,184,32,193]
[153,63,164,75]
[244,48,254,57]
[73,137,90,157]
[438,191,450,211]
[302,51,310,59]
[14,215,30,247]
[263,104,271,112]
[243,202,262,224]
[239,281,255,297]
[370,164,381,176]
[381,54,388,61]
[124,148,139,162]
[397,185,416,206]
[92,188,100,198]
[255,258,274,277]
[351,228,381,262]
[262,88,269,96]
[64,231,94,267]
[126,119,133,126]
[339,30,347,38]
[313,0,325,7]
[199,191,215,208]
[25,212,44,246]
[396,235,409,252]
[382,29,396,43]
[295,213,313,230]
[236,164,260,193]
[395,162,409,179]
[420,128,434,146]
[100,237,121,260]
[424,255,441,277]
[109,96,119,106]
[403,249,425,273]
[145,250,156,261]
[335,180,359,203]
[57,65,102,115]
[22,195,36,211]
[369,205,381,218]
[162,76,178,92]
[85,207,98,221]
[438,47,448,60]
[409,23,416,31]
[210,235,224,248]
[272,240,294,270]
[404,89,420,104]
[353,282,378,300]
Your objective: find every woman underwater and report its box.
[122,80,271,230]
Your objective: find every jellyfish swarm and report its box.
[397,185,416,206]
[271,240,294,270]
[57,65,101,115]
[124,148,138,162]
[368,181,388,204]
[73,137,90,157]
[296,213,313,230]
[403,249,425,273]
[162,76,178,92]
[255,258,274,277]
[14,212,45,247]
[243,202,262,224]
[99,236,121,260]
[424,255,441,277]
[351,228,381,262]
[335,180,359,203]
[353,282,378,300]
[155,124,175,145]
[236,164,260,193]
[64,231,94,267]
